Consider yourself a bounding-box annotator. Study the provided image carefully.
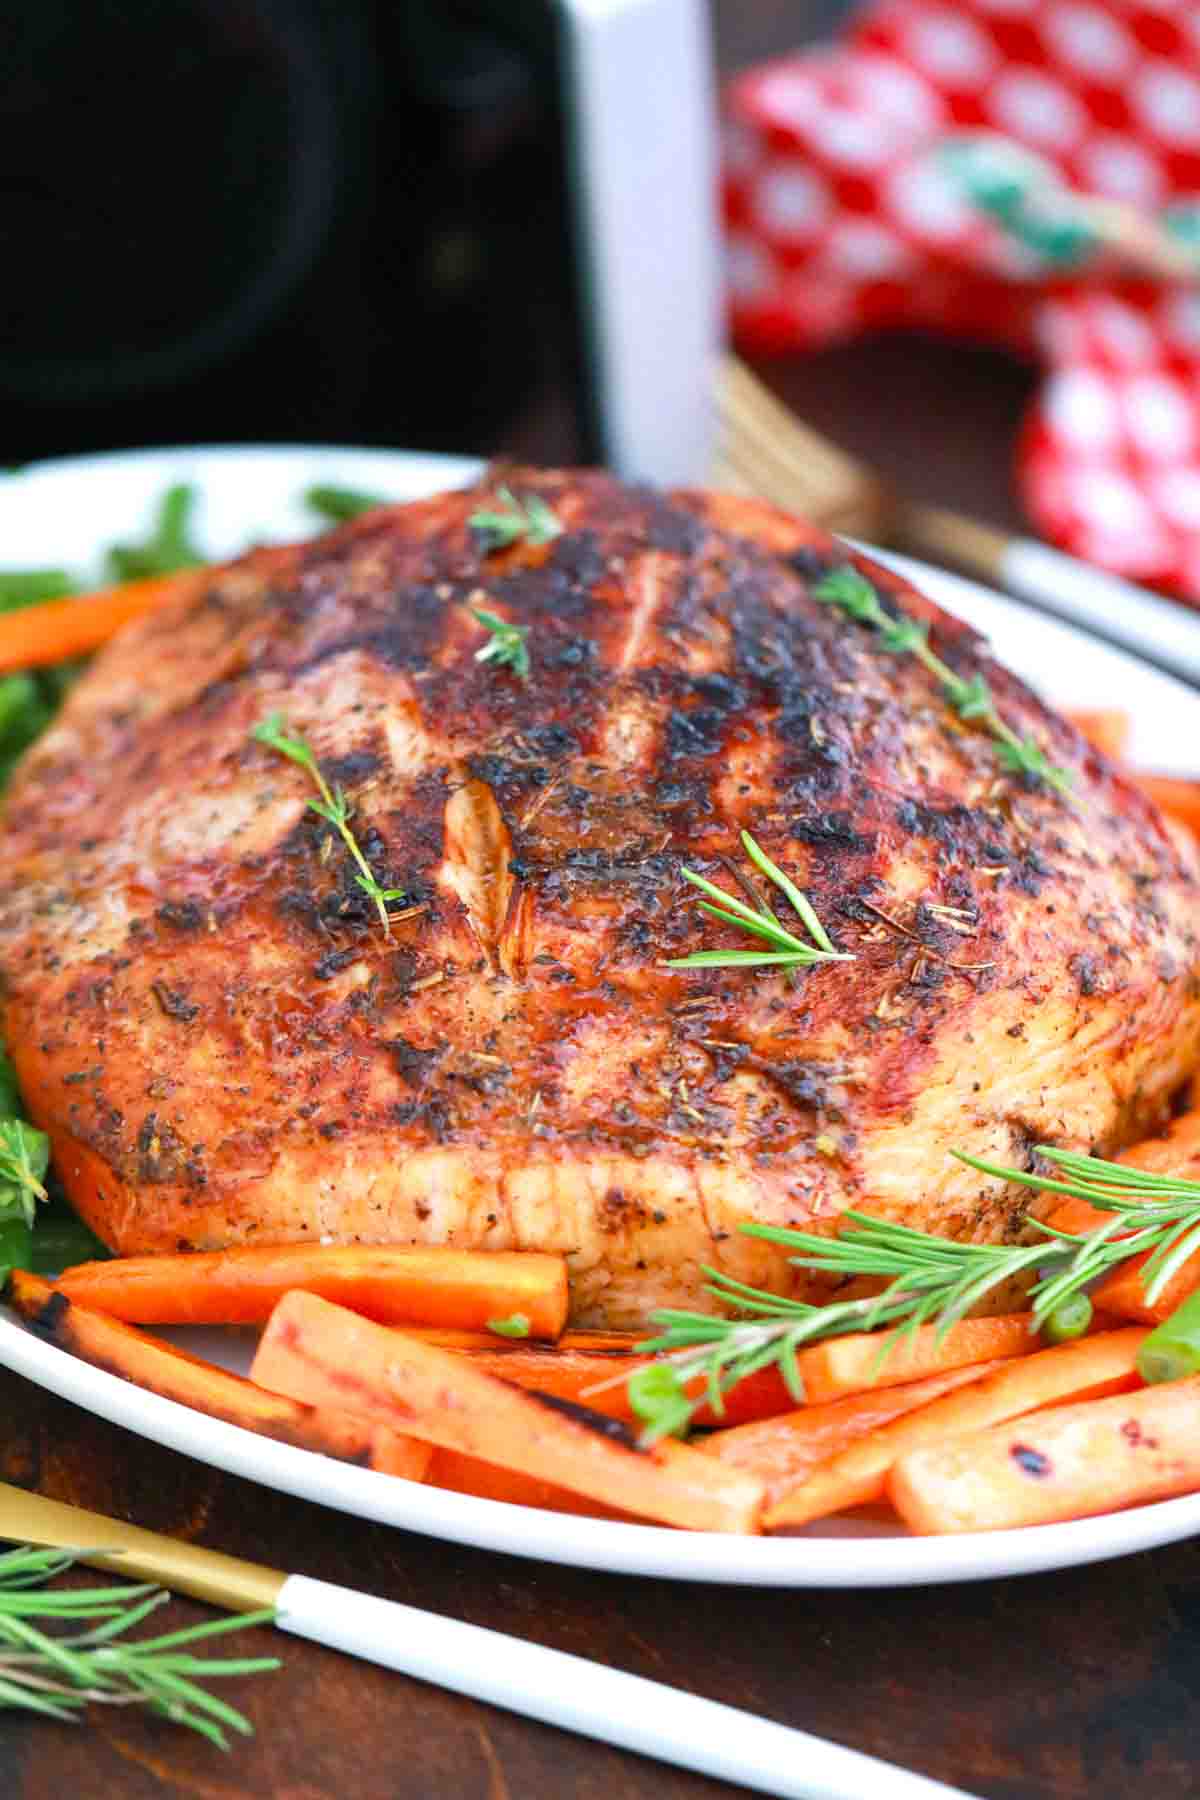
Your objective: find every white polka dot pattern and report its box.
[723,0,1200,600]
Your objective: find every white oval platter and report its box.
[0,443,1197,1588]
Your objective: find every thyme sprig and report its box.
[812,564,1072,797]
[626,1144,1200,1441]
[666,830,852,973]
[251,714,405,937]
[469,606,531,681]
[469,486,562,553]
[0,1119,49,1226]
[0,1545,277,1748]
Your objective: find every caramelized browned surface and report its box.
[2,470,1198,1324]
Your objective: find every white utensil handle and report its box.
[1003,538,1200,687]
[277,1574,976,1800]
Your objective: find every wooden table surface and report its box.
[3,9,1198,1795]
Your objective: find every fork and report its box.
[0,1479,975,1800]
[716,355,1200,688]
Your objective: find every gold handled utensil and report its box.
[716,355,1200,686]
[0,1478,976,1800]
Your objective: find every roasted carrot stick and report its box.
[764,1328,1145,1531]
[252,1291,765,1533]
[53,1244,569,1338]
[0,570,209,673]
[1132,774,1200,838]
[1065,708,1131,760]
[423,1448,639,1521]
[794,1315,1034,1405]
[888,1375,1200,1533]
[1091,1253,1200,1326]
[7,1270,429,1479]
[405,1329,803,1427]
[700,1361,1010,1506]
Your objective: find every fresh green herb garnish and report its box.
[0,1119,49,1227]
[251,713,405,937]
[627,1143,1200,1441]
[666,830,852,974]
[0,1544,278,1747]
[469,486,562,553]
[487,1313,531,1339]
[813,564,1072,797]
[106,483,204,581]
[304,485,386,525]
[469,606,531,681]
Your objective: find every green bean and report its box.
[1136,1288,1200,1384]
[0,569,75,611]
[0,1051,22,1121]
[29,1212,109,1275]
[304,484,386,525]
[106,483,204,580]
[1042,1292,1093,1343]
[0,674,52,751]
[0,1217,33,1283]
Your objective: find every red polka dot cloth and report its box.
[724,1,1200,600]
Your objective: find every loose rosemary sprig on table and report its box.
[812,564,1073,798]
[251,714,405,937]
[468,605,531,681]
[0,1545,277,1748]
[626,1144,1200,1441]
[469,486,563,552]
[666,830,853,974]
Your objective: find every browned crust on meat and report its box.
[2,470,1198,1325]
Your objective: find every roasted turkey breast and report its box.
[2,471,1198,1326]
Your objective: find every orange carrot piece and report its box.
[1132,774,1200,838]
[424,1448,638,1522]
[252,1291,764,1533]
[794,1315,1034,1405]
[0,570,209,673]
[405,1329,803,1427]
[763,1328,1145,1531]
[700,1361,1010,1506]
[888,1376,1200,1533]
[1043,1194,1119,1237]
[54,1244,569,1338]
[1066,708,1131,760]
[1086,1252,1197,1326]
[7,1270,429,1480]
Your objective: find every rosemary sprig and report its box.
[469,486,562,552]
[251,714,405,936]
[626,1143,1200,1441]
[666,830,852,973]
[0,1545,277,1748]
[812,564,1072,797]
[469,606,531,681]
[0,1119,49,1226]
